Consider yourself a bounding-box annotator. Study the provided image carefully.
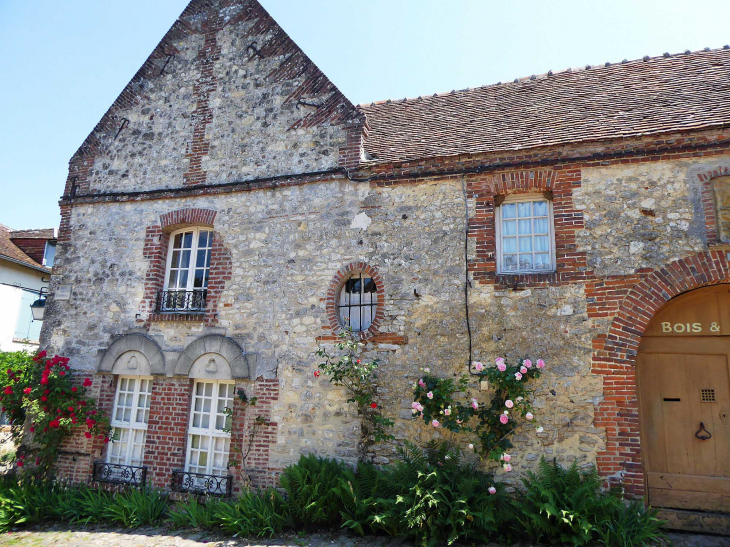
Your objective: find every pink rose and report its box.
[536,359,545,369]
[444,408,451,416]
[474,361,484,371]
[525,412,533,420]
[427,391,433,399]
[520,366,528,374]
[503,454,512,462]
[488,486,496,494]
[497,363,507,372]
[515,372,522,381]
[523,359,532,368]
[503,464,512,472]
[432,419,440,427]
[499,414,509,424]
[418,379,426,388]
[495,357,505,367]
[505,399,514,409]
[471,398,478,410]
[416,403,423,412]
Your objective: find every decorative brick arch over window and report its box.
[698,166,730,243]
[326,263,385,340]
[591,250,730,496]
[139,208,231,325]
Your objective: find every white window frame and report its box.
[185,380,234,478]
[108,376,153,467]
[338,273,377,333]
[495,195,556,274]
[162,227,213,311]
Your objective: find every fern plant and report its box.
[214,488,290,538]
[595,499,666,547]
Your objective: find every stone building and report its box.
[41,0,730,532]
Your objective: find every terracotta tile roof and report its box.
[358,47,730,164]
[9,229,55,239]
[0,225,50,273]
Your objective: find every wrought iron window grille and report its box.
[337,273,377,332]
[92,461,147,487]
[171,470,233,497]
[156,289,207,313]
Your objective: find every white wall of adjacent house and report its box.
[0,261,47,352]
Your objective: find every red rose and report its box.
[71,387,77,393]
[83,378,92,387]
[3,386,12,395]
[370,402,377,409]
[35,458,40,465]
[43,389,50,395]
[85,419,95,428]
[16,461,23,468]
[6,369,11,375]
[41,396,47,402]
[79,401,86,406]
[313,370,321,378]
[68,406,74,412]
[40,377,48,385]
[98,434,104,440]
[23,388,31,395]
[84,431,91,439]
[29,426,34,433]
[49,419,60,428]
[59,371,65,376]
[71,418,77,424]
[104,437,109,443]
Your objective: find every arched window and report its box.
[161,227,212,312]
[338,272,377,332]
[108,374,153,468]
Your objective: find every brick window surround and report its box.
[140,208,231,325]
[591,250,730,496]
[698,166,730,244]
[325,263,385,341]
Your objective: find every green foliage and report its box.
[279,454,349,530]
[215,489,291,538]
[0,350,111,475]
[168,497,223,530]
[101,488,169,528]
[315,330,394,446]
[595,499,666,547]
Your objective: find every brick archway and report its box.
[592,250,730,496]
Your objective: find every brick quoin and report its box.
[590,250,730,496]
[244,379,281,488]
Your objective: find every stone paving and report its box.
[1,524,728,546]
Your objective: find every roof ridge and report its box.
[357,44,730,108]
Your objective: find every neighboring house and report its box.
[40,0,730,533]
[0,226,54,351]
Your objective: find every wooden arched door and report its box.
[638,284,730,511]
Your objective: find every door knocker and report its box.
[695,422,712,440]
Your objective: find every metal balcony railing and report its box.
[156,290,207,313]
[171,470,233,497]
[92,461,147,487]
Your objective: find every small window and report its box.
[43,241,56,267]
[185,380,234,479]
[496,197,555,274]
[338,273,377,332]
[161,228,212,312]
[108,376,153,468]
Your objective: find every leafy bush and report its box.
[215,488,291,537]
[168,497,223,530]
[279,454,349,530]
[595,499,666,547]
[102,487,169,528]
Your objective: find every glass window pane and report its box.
[196,249,207,268]
[502,220,516,236]
[178,270,188,288]
[501,203,516,219]
[503,254,517,271]
[180,250,191,269]
[173,233,183,249]
[533,201,548,216]
[519,254,534,269]
[535,253,551,269]
[518,202,532,218]
[503,238,517,253]
[198,231,209,248]
[193,270,205,288]
[518,219,532,235]
[533,218,548,234]
[519,237,532,252]
[182,232,193,248]
[204,383,213,397]
[535,235,549,252]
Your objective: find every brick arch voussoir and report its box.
[325,262,385,340]
[159,208,217,233]
[605,251,730,364]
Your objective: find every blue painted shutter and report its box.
[14,290,42,343]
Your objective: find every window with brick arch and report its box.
[161,227,212,312]
[338,272,377,332]
[108,376,153,470]
[185,380,234,479]
[496,195,555,274]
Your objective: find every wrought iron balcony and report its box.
[156,290,207,313]
[171,470,233,497]
[92,461,147,487]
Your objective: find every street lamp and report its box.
[30,290,47,321]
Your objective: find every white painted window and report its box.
[108,376,153,467]
[162,228,212,311]
[496,196,555,274]
[185,380,234,478]
[338,273,377,332]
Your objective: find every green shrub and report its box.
[215,488,290,538]
[595,499,666,547]
[102,487,169,528]
[61,485,113,524]
[168,497,224,530]
[0,477,53,530]
[279,454,349,530]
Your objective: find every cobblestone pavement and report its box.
[1,524,728,546]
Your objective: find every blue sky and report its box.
[1,0,729,230]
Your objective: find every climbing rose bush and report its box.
[413,357,545,464]
[0,350,110,475]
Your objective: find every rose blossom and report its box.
[468,443,474,450]
[444,407,451,416]
[497,362,507,372]
[495,357,505,367]
[536,426,544,433]
[516,396,524,402]
[474,361,484,371]
[423,367,430,373]
[505,399,514,409]
[418,379,426,388]
[520,366,528,374]
[471,398,478,410]
[416,403,423,412]
[488,486,496,495]
[536,359,545,369]
[83,378,92,387]
[427,391,434,399]
[432,419,440,427]
[523,359,532,368]
[503,454,512,462]
[313,370,320,378]
[525,412,534,420]
[515,372,522,380]
[499,414,509,424]
[503,464,512,472]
